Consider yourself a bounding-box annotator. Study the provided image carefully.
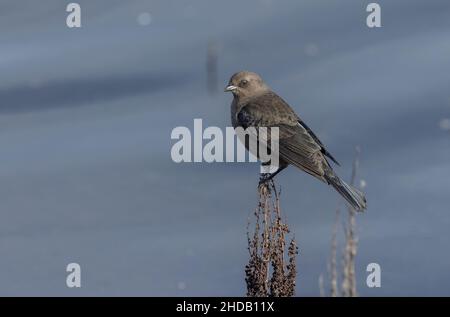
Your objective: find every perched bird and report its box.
[225,71,367,212]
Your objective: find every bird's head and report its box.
[225,71,269,99]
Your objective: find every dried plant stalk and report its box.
[330,209,340,297]
[245,179,298,297]
[321,146,363,297]
[319,274,325,297]
[341,146,360,297]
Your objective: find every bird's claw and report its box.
[259,173,271,186]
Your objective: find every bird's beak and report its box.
[224,85,237,92]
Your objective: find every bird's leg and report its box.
[259,165,288,185]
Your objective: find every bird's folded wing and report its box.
[297,119,340,166]
[237,91,299,128]
[277,123,328,180]
[238,91,339,166]
[237,93,329,180]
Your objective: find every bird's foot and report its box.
[259,173,272,186]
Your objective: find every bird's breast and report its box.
[230,99,239,128]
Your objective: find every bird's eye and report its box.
[240,79,248,87]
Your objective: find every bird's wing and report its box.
[297,119,340,166]
[237,92,336,180]
[236,92,299,128]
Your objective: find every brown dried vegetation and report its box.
[245,180,298,297]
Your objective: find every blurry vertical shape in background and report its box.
[206,39,219,94]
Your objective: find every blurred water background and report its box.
[0,0,449,295]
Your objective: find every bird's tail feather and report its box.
[325,173,367,212]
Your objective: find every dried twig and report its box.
[341,146,360,297]
[330,208,340,297]
[319,274,325,297]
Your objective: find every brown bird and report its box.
[225,71,367,212]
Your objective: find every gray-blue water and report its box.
[0,0,449,296]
